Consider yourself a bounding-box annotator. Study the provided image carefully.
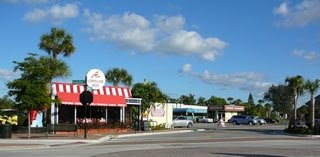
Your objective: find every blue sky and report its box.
[1,0,320,105]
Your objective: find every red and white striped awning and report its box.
[52,82,131,107]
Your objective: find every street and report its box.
[1,124,320,157]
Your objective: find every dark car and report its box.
[264,118,279,124]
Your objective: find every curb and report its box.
[115,130,194,139]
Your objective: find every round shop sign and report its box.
[86,69,106,90]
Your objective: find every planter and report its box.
[0,124,12,139]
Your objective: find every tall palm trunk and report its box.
[311,94,315,129]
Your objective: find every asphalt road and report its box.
[1,124,320,157]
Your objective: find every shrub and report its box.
[284,126,310,134]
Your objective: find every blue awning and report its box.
[173,108,207,114]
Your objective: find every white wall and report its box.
[147,103,173,129]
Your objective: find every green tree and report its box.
[179,94,196,105]
[39,27,76,60]
[197,97,206,106]
[0,96,15,109]
[233,99,242,105]
[264,84,292,115]
[264,103,272,118]
[131,80,167,114]
[248,93,255,105]
[304,79,320,129]
[205,96,226,106]
[105,68,133,87]
[227,97,234,104]
[298,105,309,122]
[6,54,67,138]
[286,75,304,128]
[39,27,75,124]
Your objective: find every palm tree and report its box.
[39,27,76,60]
[264,103,272,118]
[304,79,320,129]
[105,68,133,87]
[227,97,234,104]
[39,27,75,125]
[285,75,304,128]
[258,99,264,105]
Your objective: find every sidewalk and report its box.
[0,129,194,150]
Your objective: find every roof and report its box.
[208,105,245,112]
[52,82,132,107]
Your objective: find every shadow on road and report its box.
[212,152,283,157]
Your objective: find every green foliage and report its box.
[39,27,76,59]
[131,80,167,113]
[264,84,292,114]
[197,96,206,105]
[298,105,309,121]
[205,96,226,106]
[284,126,311,135]
[248,93,254,105]
[233,99,242,105]
[105,68,133,87]
[285,75,305,127]
[6,54,68,111]
[179,94,196,105]
[0,96,16,109]
[227,97,234,104]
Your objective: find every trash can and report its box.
[0,124,12,139]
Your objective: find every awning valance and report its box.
[52,82,132,107]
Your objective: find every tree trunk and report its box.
[28,112,31,139]
[288,94,296,128]
[311,95,315,129]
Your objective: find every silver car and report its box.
[230,115,258,125]
[173,116,193,128]
[251,116,266,125]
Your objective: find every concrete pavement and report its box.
[0,129,195,150]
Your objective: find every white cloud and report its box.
[184,68,272,94]
[292,49,319,60]
[181,64,192,73]
[274,0,320,27]
[274,2,289,16]
[0,68,18,80]
[84,10,155,52]
[156,30,227,61]
[155,15,185,33]
[84,11,227,61]
[23,3,79,24]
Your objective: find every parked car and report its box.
[264,118,278,124]
[173,116,193,128]
[229,115,258,125]
[197,117,214,123]
[0,109,28,126]
[250,116,266,125]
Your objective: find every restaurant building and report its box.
[50,82,141,127]
[208,105,245,122]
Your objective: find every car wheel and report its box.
[233,121,237,125]
[248,121,253,125]
[187,123,192,128]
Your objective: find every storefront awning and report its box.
[52,82,131,107]
[173,108,207,114]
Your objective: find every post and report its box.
[105,107,108,123]
[84,89,87,139]
[120,107,123,122]
[74,106,77,124]
[138,106,141,131]
[123,106,125,123]
[28,111,31,139]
